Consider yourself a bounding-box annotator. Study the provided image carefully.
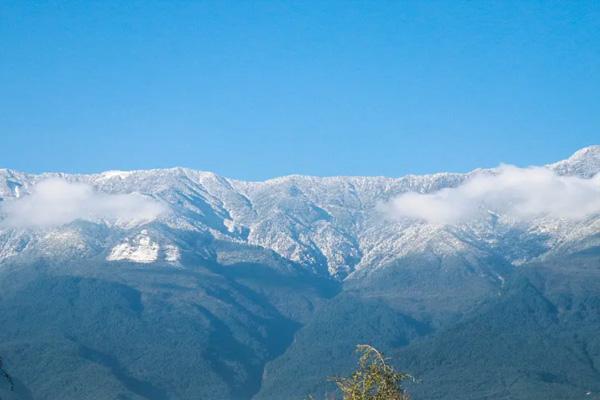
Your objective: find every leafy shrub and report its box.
[311,344,413,400]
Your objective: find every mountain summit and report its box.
[1,146,599,278]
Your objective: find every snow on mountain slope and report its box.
[549,145,600,178]
[107,229,160,263]
[0,146,598,278]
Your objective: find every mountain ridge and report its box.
[1,145,599,279]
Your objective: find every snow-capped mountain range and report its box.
[1,146,599,279]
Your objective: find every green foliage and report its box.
[330,345,412,400]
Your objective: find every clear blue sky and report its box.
[1,1,598,180]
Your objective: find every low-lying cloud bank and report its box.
[382,165,600,225]
[1,178,166,228]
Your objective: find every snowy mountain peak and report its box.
[570,145,600,158]
[0,146,599,278]
[550,145,600,178]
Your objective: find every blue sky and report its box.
[1,1,598,180]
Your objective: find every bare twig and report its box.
[0,356,14,394]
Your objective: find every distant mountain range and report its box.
[0,146,599,400]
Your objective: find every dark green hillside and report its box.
[257,254,600,400]
[0,250,336,400]
[255,294,430,400]
[1,246,600,399]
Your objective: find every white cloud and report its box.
[0,178,166,228]
[382,165,600,225]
